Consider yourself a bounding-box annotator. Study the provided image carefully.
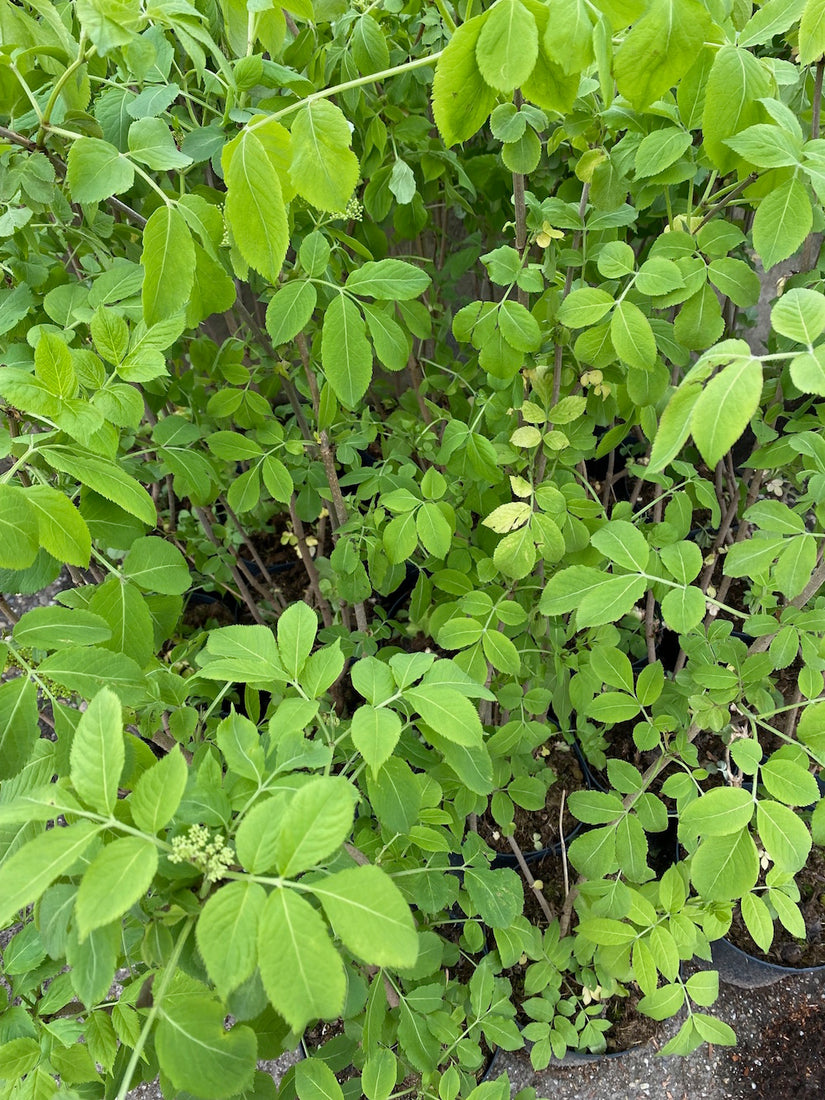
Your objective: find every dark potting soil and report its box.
[726,845,825,968]
[480,741,585,858]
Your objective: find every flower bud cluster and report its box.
[169,824,234,884]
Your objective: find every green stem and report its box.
[257,51,444,128]
[114,918,194,1100]
[434,0,457,32]
[36,34,92,146]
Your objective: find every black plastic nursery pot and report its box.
[712,936,825,989]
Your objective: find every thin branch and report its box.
[288,495,334,628]
[506,835,555,923]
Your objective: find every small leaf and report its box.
[223,128,288,282]
[67,137,134,203]
[75,836,158,938]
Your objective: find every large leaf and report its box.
[345,259,431,300]
[0,487,38,570]
[122,536,191,595]
[404,685,483,746]
[690,829,759,901]
[275,776,357,876]
[39,447,156,526]
[24,485,92,567]
[475,0,539,91]
[258,888,346,1031]
[0,677,39,782]
[66,137,135,203]
[432,15,498,145]
[702,46,774,174]
[289,100,360,212]
[800,0,825,63]
[223,129,288,282]
[196,881,266,999]
[276,599,318,679]
[614,0,710,109]
[752,177,814,270]
[141,205,195,325]
[691,356,763,468]
[0,822,100,927]
[311,865,418,967]
[130,747,188,834]
[69,688,124,815]
[75,836,158,938]
[156,985,257,1099]
[321,293,372,407]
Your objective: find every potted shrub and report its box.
[3,0,825,1096]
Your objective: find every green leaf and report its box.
[557,287,614,326]
[122,536,190,594]
[637,984,685,1021]
[692,1013,737,1046]
[128,117,192,171]
[707,258,761,309]
[702,46,774,175]
[404,685,483,746]
[567,790,624,824]
[591,519,649,571]
[24,485,92,567]
[258,888,346,1031]
[197,624,284,683]
[416,502,452,558]
[614,0,710,110]
[367,758,422,834]
[464,866,523,928]
[68,920,119,1008]
[475,0,538,91]
[295,1059,345,1100]
[791,348,825,394]
[679,786,755,838]
[610,300,657,369]
[290,100,360,212]
[757,799,812,872]
[587,691,641,723]
[277,600,318,679]
[635,128,693,178]
[76,0,142,54]
[361,1049,397,1100]
[724,123,802,168]
[265,281,317,345]
[223,128,288,282]
[0,486,38,570]
[660,585,706,632]
[797,700,825,755]
[351,705,402,773]
[740,0,806,47]
[772,287,825,344]
[275,776,357,876]
[321,293,372,407]
[141,206,195,326]
[433,15,498,145]
[156,987,257,1100]
[38,648,147,707]
[577,574,648,628]
[363,303,411,371]
[35,331,76,399]
[691,356,763,468]
[0,677,39,782]
[741,891,774,952]
[800,0,825,63]
[543,0,593,74]
[39,446,156,526]
[346,259,430,300]
[67,137,135,203]
[0,822,99,927]
[69,688,124,815]
[752,177,813,270]
[674,285,725,351]
[217,710,265,782]
[130,747,188,834]
[312,865,418,967]
[196,881,266,999]
[494,525,538,579]
[12,606,111,650]
[482,629,521,675]
[690,829,759,901]
[75,836,158,938]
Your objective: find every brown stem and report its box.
[288,495,334,628]
[506,835,555,923]
[695,173,758,231]
[0,595,19,625]
[194,507,267,626]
